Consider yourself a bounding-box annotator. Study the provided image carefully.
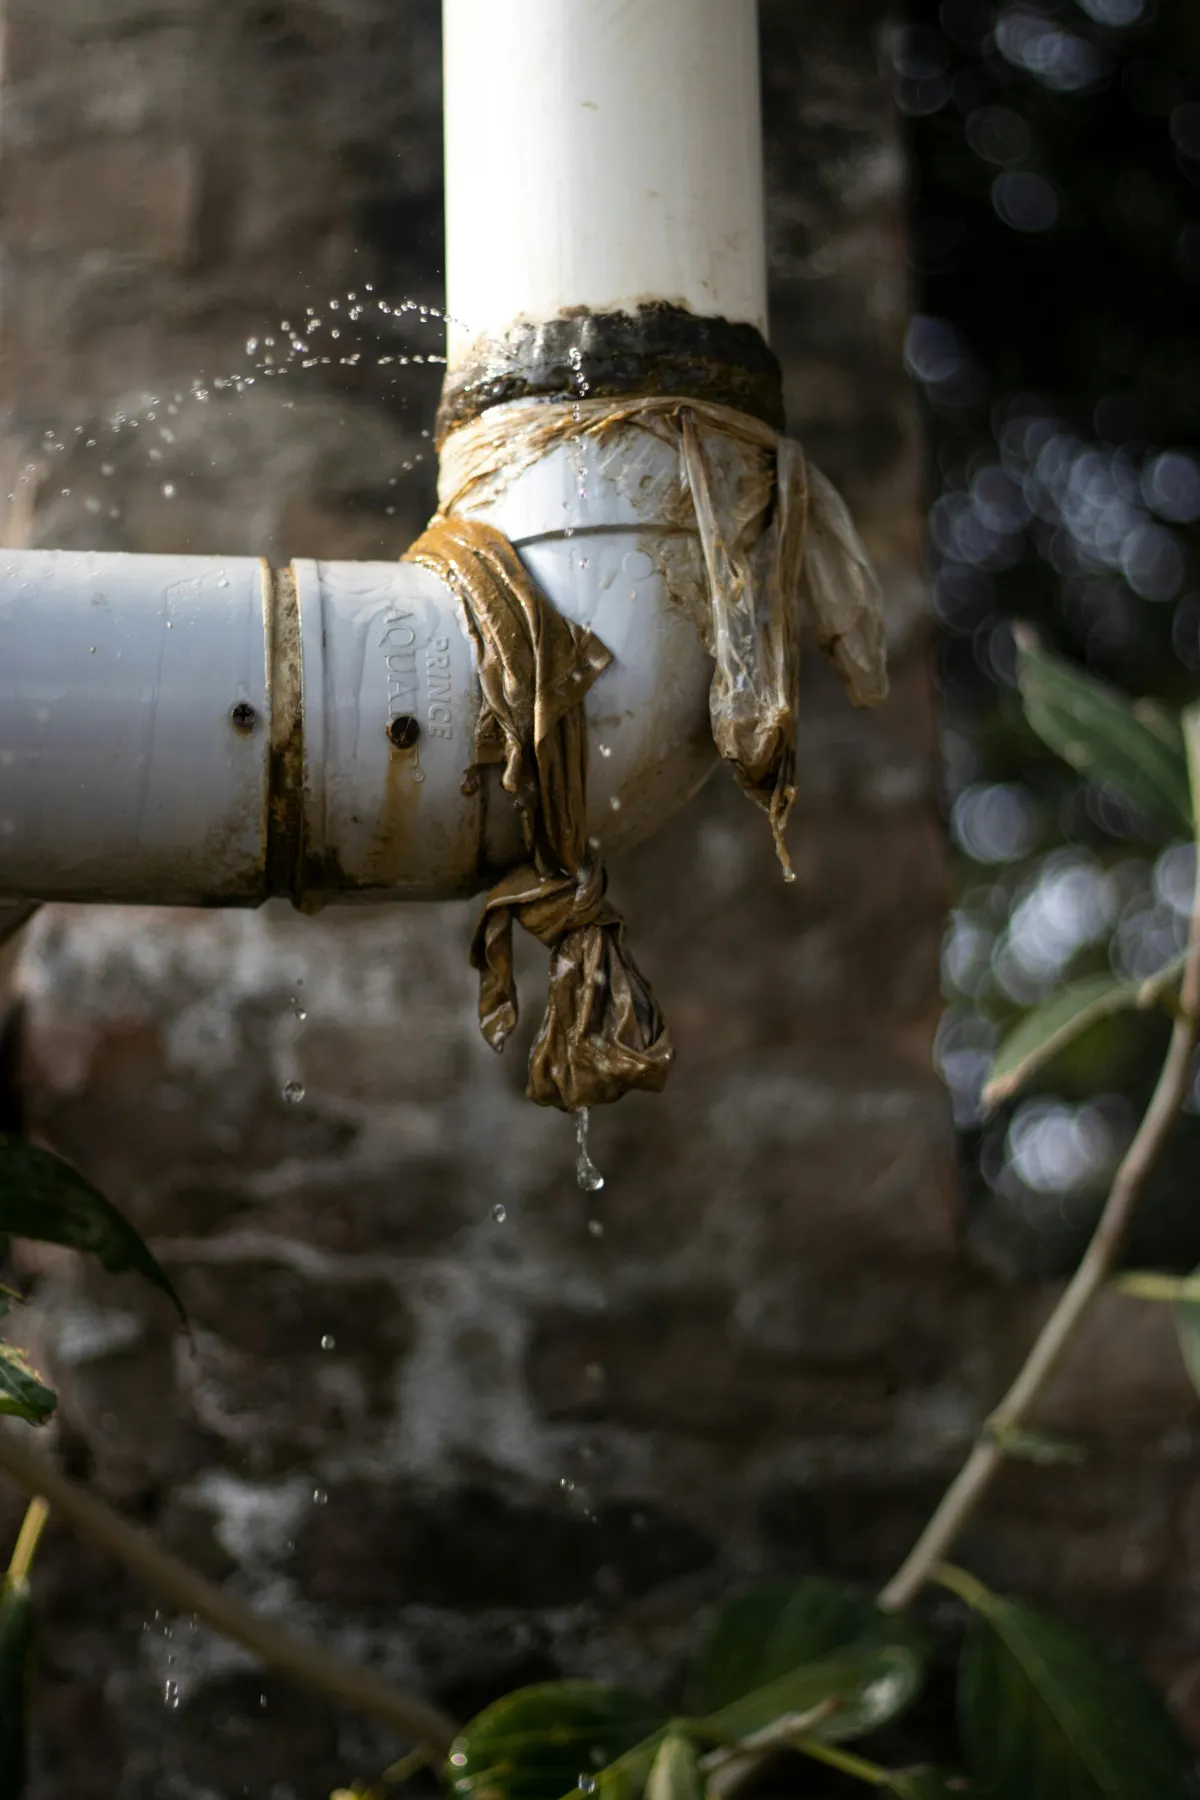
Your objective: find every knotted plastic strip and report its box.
[404,515,673,1111]
[438,395,887,877]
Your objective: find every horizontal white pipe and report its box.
[442,0,768,366]
[0,424,722,906]
[0,552,269,904]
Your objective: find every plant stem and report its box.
[880,703,1200,1612]
[7,1494,48,1584]
[701,1701,840,1798]
[0,1427,457,1753]
[788,1735,889,1785]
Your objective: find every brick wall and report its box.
[2,5,1190,1799]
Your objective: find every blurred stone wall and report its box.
[0,4,1194,1798]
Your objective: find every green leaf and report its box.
[0,1342,55,1427]
[689,1581,927,1749]
[446,1682,668,1800]
[707,1641,926,1747]
[983,1424,1086,1467]
[645,1733,702,1800]
[0,1138,184,1321]
[982,959,1184,1109]
[889,1774,980,1798]
[0,1576,33,1799]
[1015,629,1192,832]
[688,1579,908,1715]
[951,1572,1199,1800]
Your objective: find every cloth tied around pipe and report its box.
[403,515,672,1112]
[437,395,888,877]
[411,395,889,1109]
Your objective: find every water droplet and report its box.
[320,1333,336,1351]
[282,1079,305,1105]
[161,482,176,498]
[574,1108,605,1192]
[312,1486,328,1506]
[609,796,621,811]
[215,572,229,589]
[163,1678,180,1710]
[578,1778,596,1795]
[450,1753,468,1768]
[491,1203,508,1223]
[587,1218,604,1238]
[596,743,612,758]
[560,1476,575,1492]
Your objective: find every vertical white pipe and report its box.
[442,0,768,368]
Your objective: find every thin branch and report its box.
[0,1427,457,1754]
[880,701,1200,1612]
[7,1494,48,1584]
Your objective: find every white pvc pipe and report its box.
[0,483,719,904]
[0,1,775,908]
[442,0,768,366]
[0,552,270,904]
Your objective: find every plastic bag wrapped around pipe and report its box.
[438,395,888,874]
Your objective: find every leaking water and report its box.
[574,1108,604,1193]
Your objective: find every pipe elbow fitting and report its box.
[298,410,717,901]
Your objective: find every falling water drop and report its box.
[320,1333,336,1351]
[578,1778,597,1795]
[574,1108,605,1193]
[282,1079,305,1105]
[491,1202,508,1223]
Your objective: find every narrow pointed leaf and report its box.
[0,1576,33,1798]
[956,1584,1199,1799]
[0,1138,184,1320]
[0,1343,55,1427]
[1172,1264,1200,1400]
[889,1774,980,1799]
[1015,631,1192,832]
[446,1682,667,1800]
[984,1424,1086,1466]
[982,960,1184,1109]
[645,1733,703,1800]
